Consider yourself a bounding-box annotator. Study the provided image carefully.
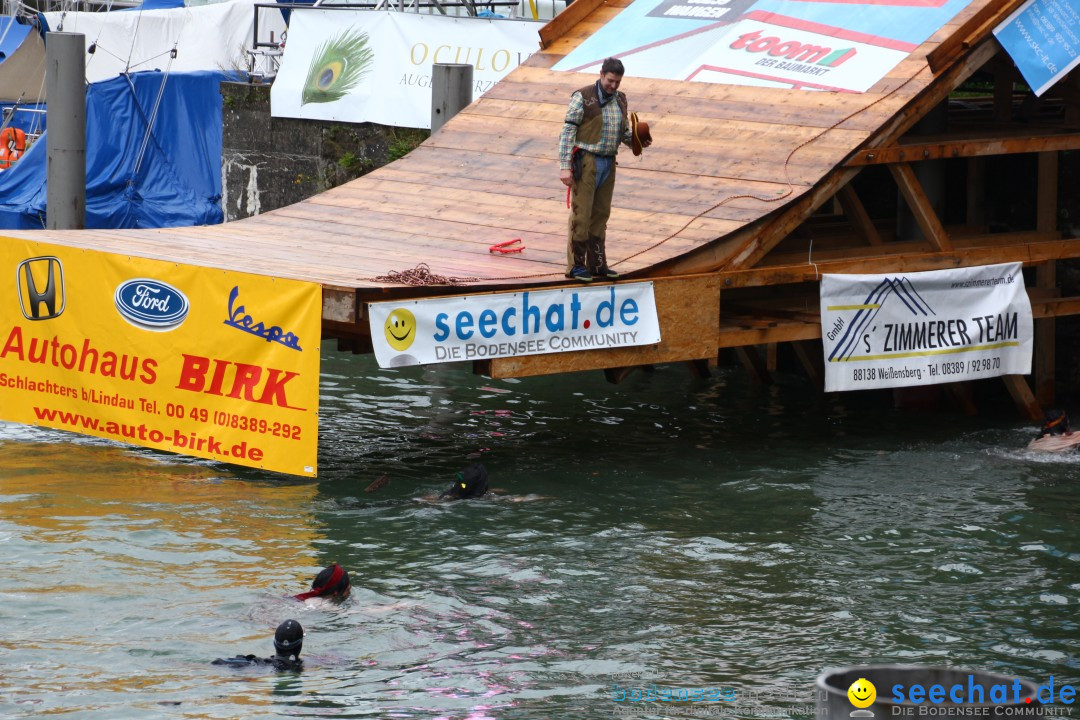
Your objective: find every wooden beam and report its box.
[1035,262,1057,406]
[719,320,820,348]
[1035,152,1059,405]
[766,342,779,371]
[792,340,824,388]
[1037,151,1059,233]
[668,168,863,275]
[686,358,711,379]
[868,39,1001,153]
[716,232,1080,288]
[943,382,978,415]
[538,0,607,48]
[734,345,772,384]
[927,0,1027,73]
[966,157,986,226]
[836,183,884,245]
[1002,375,1043,422]
[889,162,953,251]
[845,132,1080,166]
[604,366,642,384]
[994,64,1014,124]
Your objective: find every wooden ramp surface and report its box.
[0,0,1029,294]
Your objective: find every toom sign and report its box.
[685,11,916,92]
[367,283,662,368]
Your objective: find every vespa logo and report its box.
[114,278,190,332]
[17,256,65,320]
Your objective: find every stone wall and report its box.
[220,81,428,221]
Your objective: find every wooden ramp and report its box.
[5,0,1080,396]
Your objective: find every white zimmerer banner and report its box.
[368,283,662,368]
[271,10,540,127]
[820,263,1033,392]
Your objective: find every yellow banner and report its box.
[0,238,321,476]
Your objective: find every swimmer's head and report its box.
[273,619,304,658]
[294,563,351,601]
[443,463,489,500]
[1040,409,1070,437]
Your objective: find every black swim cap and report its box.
[446,463,489,499]
[274,619,304,657]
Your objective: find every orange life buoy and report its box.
[0,127,27,169]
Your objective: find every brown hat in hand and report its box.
[631,112,651,156]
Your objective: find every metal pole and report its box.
[46,32,86,230]
[430,63,472,133]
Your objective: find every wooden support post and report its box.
[837,184,884,246]
[686,359,711,379]
[734,345,772,385]
[1034,151,1059,406]
[993,65,1013,123]
[966,157,986,227]
[889,162,953,251]
[943,382,978,415]
[766,342,778,372]
[604,366,639,384]
[791,340,824,389]
[1002,375,1044,421]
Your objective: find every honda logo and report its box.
[17,256,65,320]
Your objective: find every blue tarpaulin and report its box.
[0,70,228,229]
[0,16,32,59]
[122,0,185,10]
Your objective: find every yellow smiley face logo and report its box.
[384,308,416,352]
[848,678,876,709]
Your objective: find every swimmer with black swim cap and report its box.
[212,619,304,671]
[295,563,351,602]
[441,463,489,500]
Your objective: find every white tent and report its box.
[42,0,286,84]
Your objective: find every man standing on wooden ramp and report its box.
[559,57,651,283]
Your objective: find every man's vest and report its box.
[574,83,628,148]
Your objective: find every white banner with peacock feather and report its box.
[271,10,541,128]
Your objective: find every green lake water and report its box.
[1,351,1078,719]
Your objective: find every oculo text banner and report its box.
[0,239,321,476]
[368,283,662,368]
[271,10,540,128]
[821,263,1033,392]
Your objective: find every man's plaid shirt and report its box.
[558,88,632,170]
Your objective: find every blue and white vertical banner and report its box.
[368,283,661,368]
[994,0,1080,97]
[820,263,1033,392]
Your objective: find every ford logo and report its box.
[114,278,190,331]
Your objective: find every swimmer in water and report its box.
[1027,409,1080,452]
[440,462,489,500]
[212,619,304,671]
[1036,409,1070,439]
[295,563,351,602]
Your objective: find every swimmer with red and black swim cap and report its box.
[295,563,351,602]
[1036,409,1070,439]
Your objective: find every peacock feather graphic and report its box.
[301,29,375,105]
